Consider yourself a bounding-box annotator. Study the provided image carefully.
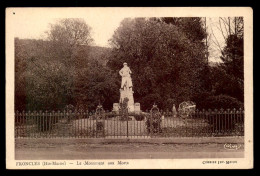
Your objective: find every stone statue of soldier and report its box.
[119,63,133,91]
[112,62,138,113]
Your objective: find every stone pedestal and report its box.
[120,87,135,112]
[113,88,141,113]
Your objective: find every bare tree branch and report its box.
[210,26,223,53]
[219,18,228,40]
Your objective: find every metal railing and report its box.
[15,107,244,138]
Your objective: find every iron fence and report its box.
[15,107,244,138]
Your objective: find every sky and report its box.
[11,8,225,62]
[14,16,125,47]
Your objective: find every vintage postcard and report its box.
[6,7,253,169]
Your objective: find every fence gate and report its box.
[95,104,105,137]
[147,104,162,137]
[94,104,132,138]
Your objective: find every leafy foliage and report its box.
[15,17,244,112]
[202,94,243,110]
[108,18,208,110]
[15,19,115,111]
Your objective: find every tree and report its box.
[161,17,207,42]
[210,17,244,54]
[108,18,208,110]
[15,18,120,111]
[221,34,243,80]
[15,19,94,110]
[46,18,93,66]
[15,37,27,110]
[218,35,244,102]
[217,17,244,102]
[73,60,119,110]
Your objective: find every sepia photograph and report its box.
[6,7,253,169]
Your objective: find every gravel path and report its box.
[15,142,244,159]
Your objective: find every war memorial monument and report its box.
[113,63,140,113]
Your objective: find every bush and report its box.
[139,93,161,111]
[191,91,213,109]
[202,94,243,110]
[133,114,145,121]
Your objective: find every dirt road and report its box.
[15,142,244,159]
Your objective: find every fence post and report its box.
[223,109,227,135]
[214,109,218,134]
[149,109,153,138]
[126,107,129,138]
[227,109,230,134]
[201,109,204,136]
[21,110,25,138]
[103,110,107,138]
[95,108,97,138]
[43,111,46,137]
[49,111,52,138]
[46,110,50,137]
[30,110,33,138]
[75,109,78,137]
[242,108,244,135]
[86,109,89,138]
[33,111,37,138]
[233,108,238,132]
[145,109,149,138]
[15,111,17,137]
[35,111,38,138]
[27,111,30,138]
[219,108,223,134]
[208,109,212,136]
[238,108,242,135]
[160,110,163,135]
[56,110,59,136]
